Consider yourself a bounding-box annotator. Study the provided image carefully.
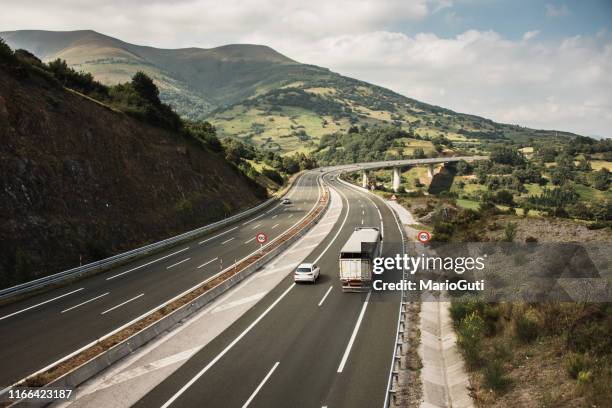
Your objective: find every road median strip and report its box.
[14,178,330,399]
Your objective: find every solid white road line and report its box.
[337,291,371,373]
[0,288,85,321]
[100,293,144,315]
[167,258,191,269]
[199,227,238,244]
[244,237,256,244]
[221,237,235,245]
[318,286,333,307]
[106,247,190,280]
[383,194,408,408]
[210,292,267,314]
[313,185,350,264]
[160,284,296,408]
[61,292,109,313]
[197,257,218,269]
[251,223,262,230]
[242,362,280,408]
[271,223,279,229]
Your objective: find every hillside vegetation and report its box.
[0,39,267,289]
[1,30,585,155]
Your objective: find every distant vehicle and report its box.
[281,198,291,205]
[294,263,320,283]
[338,227,382,292]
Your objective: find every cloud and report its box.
[546,3,570,18]
[1,0,610,137]
[277,30,612,137]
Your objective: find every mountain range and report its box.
[1,30,581,154]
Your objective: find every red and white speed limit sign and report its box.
[256,232,268,244]
[417,231,431,243]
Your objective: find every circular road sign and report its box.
[256,232,268,244]
[417,231,431,243]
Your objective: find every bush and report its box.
[565,353,591,379]
[503,222,517,242]
[450,300,482,324]
[577,370,592,384]
[456,312,486,368]
[515,310,539,343]
[261,168,284,185]
[483,360,512,393]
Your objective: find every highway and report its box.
[133,173,405,408]
[0,172,323,388]
[1,156,484,404]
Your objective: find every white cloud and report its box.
[545,3,569,18]
[275,30,612,137]
[1,0,610,137]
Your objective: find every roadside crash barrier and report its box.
[12,179,330,406]
[0,172,316,302]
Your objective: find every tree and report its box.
[456,160,472,175]
[592,168,610,191]
[576,158,592,171]
[493,190,514,206]
[490,146,525,166]
[413,148,426,159]
[131,71,160,105]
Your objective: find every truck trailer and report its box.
[338,227,382,292]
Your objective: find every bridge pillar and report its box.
[427,164,435,178]
[361,169,369,189]
[392,166,401,192]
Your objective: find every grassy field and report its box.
[574,183,612,201]
[402,167,430,189]
[589,160,611,171]
[456,198,480,210]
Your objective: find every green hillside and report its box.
[1,30,583,155]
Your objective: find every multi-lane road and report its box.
[3,158,487,406]
[0,172,323,388]
[133,173,405,408]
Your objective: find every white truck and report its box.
[338,227,383,292]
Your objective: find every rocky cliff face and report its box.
[0,67,266,288]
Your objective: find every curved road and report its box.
[134,173,405,408]
[0,172,322,388]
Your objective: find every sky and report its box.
[2,0,612,137]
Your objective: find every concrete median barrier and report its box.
[12,179,330,407]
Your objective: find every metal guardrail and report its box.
[0,197,277,302]
[9,178,330,402]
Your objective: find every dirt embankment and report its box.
[0,68,266,288]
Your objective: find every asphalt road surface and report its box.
[134,173,405,408]
[0,172,323,388]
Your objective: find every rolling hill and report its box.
[1,30,581,155]
[0,42,266,288]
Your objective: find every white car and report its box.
[294,263,320,283]
[281,198,292,205]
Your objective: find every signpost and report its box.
[417,231,431,243]
[256,232,268,253]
